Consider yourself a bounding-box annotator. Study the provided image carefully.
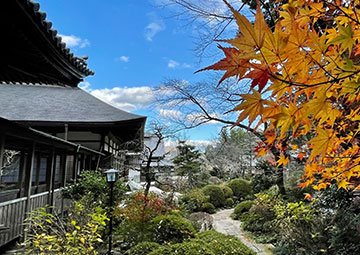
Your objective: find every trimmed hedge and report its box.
[201,202,216,214]
[228,178,252,200]
[232,200,254,220]
[148,231,256,255]
[149,214,196,244]
[202,185,225,207]
[125,242,160,255]
[221,185,234,199]
[181,189,209,212]
[224,198,234,208]
[197,231,256,255]
[149,241,215,255]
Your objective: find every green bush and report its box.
[242,186,283,243]
[125,242,161,255]
[149,214,196,244]
[201,202,216,214]
[202,185,225,207]
[221,185,233,199]
[232,200,253,220]
[181,189,209,212]
[228,178,252,201]
[62,170,126,207]
[149,241,215,255]
[224,198,234,208]
[197,231,256,255]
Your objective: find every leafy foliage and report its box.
[23,202,108,255]
[173,141,203,188]
[228,178,253,201]
[201,202,216,214]
[221,185,234,199]
[232,200,254,220]
[124,242,161,255]
[200,0,360,190]
[224,198,234,208]
[180,188,210,213]
[202,185,225,207]
[149,214,196,244]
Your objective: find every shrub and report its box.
[125,242,161,255]
[221,185,234,199]
[149,241,215,255]
[202,185,225,207]
[224,198,234,208]
[62,170,126,207]
[232,200,253,220]
[228,178,252,201]
[23,203,108,255]
[241,186,283,243]
[149,214,196,244]
[114,192,170,251]
[197,231,256,255]
[201,202,216,214]
[181,189,209,212]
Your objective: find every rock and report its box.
[208,176,221,185]
[189,212,214,231]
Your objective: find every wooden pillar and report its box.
[24,143,35,207]
[34,152,41,193]
[17,150,26,198]
[46,148,55,207]
[72,151,78,182]
[60,152,68,217]
[0,134,5,172]
[23,142,35,240]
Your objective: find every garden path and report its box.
[212,209,272,255]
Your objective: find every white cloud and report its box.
[79,81,91,91]
[186,113,221,125]
[90,86,155,112]
[145,22,165,41]
[115,56,130,62]
[167,59,192,69]
[159,109,182,120]
[168,59,179,68]
[59,34,90,48]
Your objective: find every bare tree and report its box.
[154,78,287,194]
[141,122,175,198]
[155,0,282,60]
[0,150,20,180]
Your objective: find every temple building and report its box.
[0,0,146,247]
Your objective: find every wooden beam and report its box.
[34,152,41,191]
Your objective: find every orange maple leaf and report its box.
[304,193,312,201]
[195,46,249,85]
[277,154,289,166]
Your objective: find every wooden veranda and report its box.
[0,118,103,247]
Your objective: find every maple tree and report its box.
[199,0,360,191]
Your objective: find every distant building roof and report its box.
[0,84,145,123]
[144,134,166,159]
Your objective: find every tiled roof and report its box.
[0,84,145,123]
[22,0,94,76]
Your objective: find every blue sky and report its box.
[36,0,243,146]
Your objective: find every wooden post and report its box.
[0,134,5,173]
[72,151,78,182]
[17,150,26,198]
[23,142,35,240]
[34,152,41,193]
[60,152,68,217]
[46,148,55,207]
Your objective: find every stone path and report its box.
[212,209,272,255]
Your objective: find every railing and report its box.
[0,188,65,247]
